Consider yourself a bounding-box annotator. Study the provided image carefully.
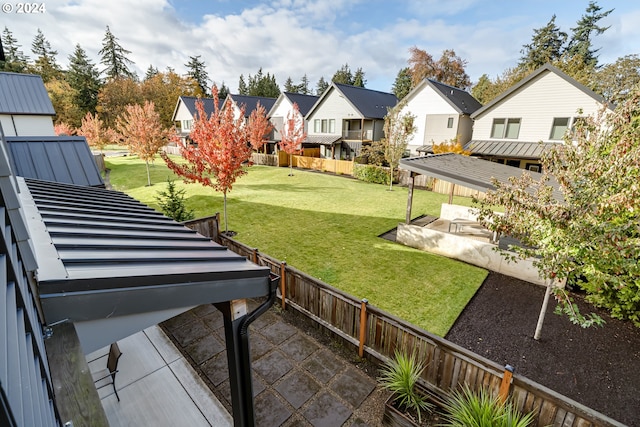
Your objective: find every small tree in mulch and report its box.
[278,102,306,176]
[155,177,194,222]
[161,85,254,234]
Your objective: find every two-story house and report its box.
[268,92,318,143]
[305,82,398,160]
[466,63,608,171]
[400,79,482,155]
[0,72,56,136]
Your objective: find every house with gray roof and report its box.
[0,72,56,136]
[399,78,482,155]
[466,63,609,171]
[305,82,398,159]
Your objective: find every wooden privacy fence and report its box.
[293,155,354,175]
[184,216,624,427]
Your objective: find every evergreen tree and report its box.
[284,76,296,92]
[353,67,366,87]
[520,15,568,69]
[300,74,310,94]
[1,27,29,73]
[31,28,62,82]
[185,55,209,96]
[238,74,248,95]
[316,76,329,95]
[566,1,613,67]
[66,44,102,115]
[218,81,230,100]
[332,63,354,85]
[155,178,194,222]
[246,68,280,97]
[392,67,412,100]
[144,65,159,80]
[99,26,135,80]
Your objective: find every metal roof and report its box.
[229,94,277,118]
[400,153,562,200]
[471,63,608,119]
[7,136,104,187]
[0,72,55,115]
[465,140,555,159]
[304,135,342,145]
[416,144,434,153]
[332,83,398,119]
[281,92,319,116]
[405,79,481,115]
[175,96,223,120]
[19,177,271,323]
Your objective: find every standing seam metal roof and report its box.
[465,140,555,159]
[7,136,104,187]
[332,83,398,119]
[282,92,319,116]
[0,72,55,115]
[229,94,277,117]
[426,79,482,115]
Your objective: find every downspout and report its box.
[236,273,280,426]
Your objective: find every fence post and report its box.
[498,364,515,404]
[214,212,221,243]
[280,262,287,310]
[358,299,368,358]
[252,248,259,264]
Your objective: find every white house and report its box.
[305,82,397,160]
[268,92,318,140]
[466,63,608,170]
[0,72,55,136]
[401,79,482,156]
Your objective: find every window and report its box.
[550,117,570,140]
[447,117,454,128]
[490,118,521,139]
[314,118,335,134]
[182,120,193,131]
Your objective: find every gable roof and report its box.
[173,96,222,121]
[471,63,607,119]
[0,72,55,115]
[272,92,319,117]
[229,94,277,118]
[7,136,104,187]
[406,79,482,115]
[307,83,398,120]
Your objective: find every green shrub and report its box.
[440,385,535,427]
[379,349,433,423]
[155,177,195,222]
[353,164,390,185]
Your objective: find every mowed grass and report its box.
[107,155,488,336]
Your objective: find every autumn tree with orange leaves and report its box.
[116,101,174,186]
[248,102,274,153]
[54,122,75,136]
[278,102,306,176]
[77,112,118,153]
[161,86,253,233]
[407,47,471,89]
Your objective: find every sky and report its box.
[3,0,639,93]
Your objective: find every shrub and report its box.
[155,177,195,222]
[353,164,390,185]
[440,385,535,427]
[379,349,433,423]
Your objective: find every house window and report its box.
[314,119,335,133]
[550,117,570,140]
[182,120,193,131]
[490,118,521,139]
[447,117,454,128]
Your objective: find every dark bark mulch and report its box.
[445,272,640,426]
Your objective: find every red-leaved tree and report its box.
[77,112,118,153]
[54,122,75,136]
[161,86,253,233]
[116,101,175,186]
[248,102,274,154]
[278,102,306,176]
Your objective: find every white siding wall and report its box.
[4,115,55,136]
[473,72,603,142]
[424,114,458,145]
[402,84,460,154]
[307,87,360,136]
[174,102,194,121]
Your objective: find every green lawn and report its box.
[107,155,488,336]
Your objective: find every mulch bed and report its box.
[445,272,640,426]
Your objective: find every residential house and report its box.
[171,95,221,144]
[400,79,482,156]
[227,94,277,123]
[267,92,318,154]
[466,63,608,171]
[305,82,398,160]
[0,72,56,136]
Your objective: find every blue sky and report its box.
[5,0,639,93]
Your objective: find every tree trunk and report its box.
[289,154,293,176]
[146,160,151,186]
[534,280,553,340]
[389,166,394,191]
[223,192,228,233]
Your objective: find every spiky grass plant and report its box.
[440,385,535,427]
[379,349,433,423]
